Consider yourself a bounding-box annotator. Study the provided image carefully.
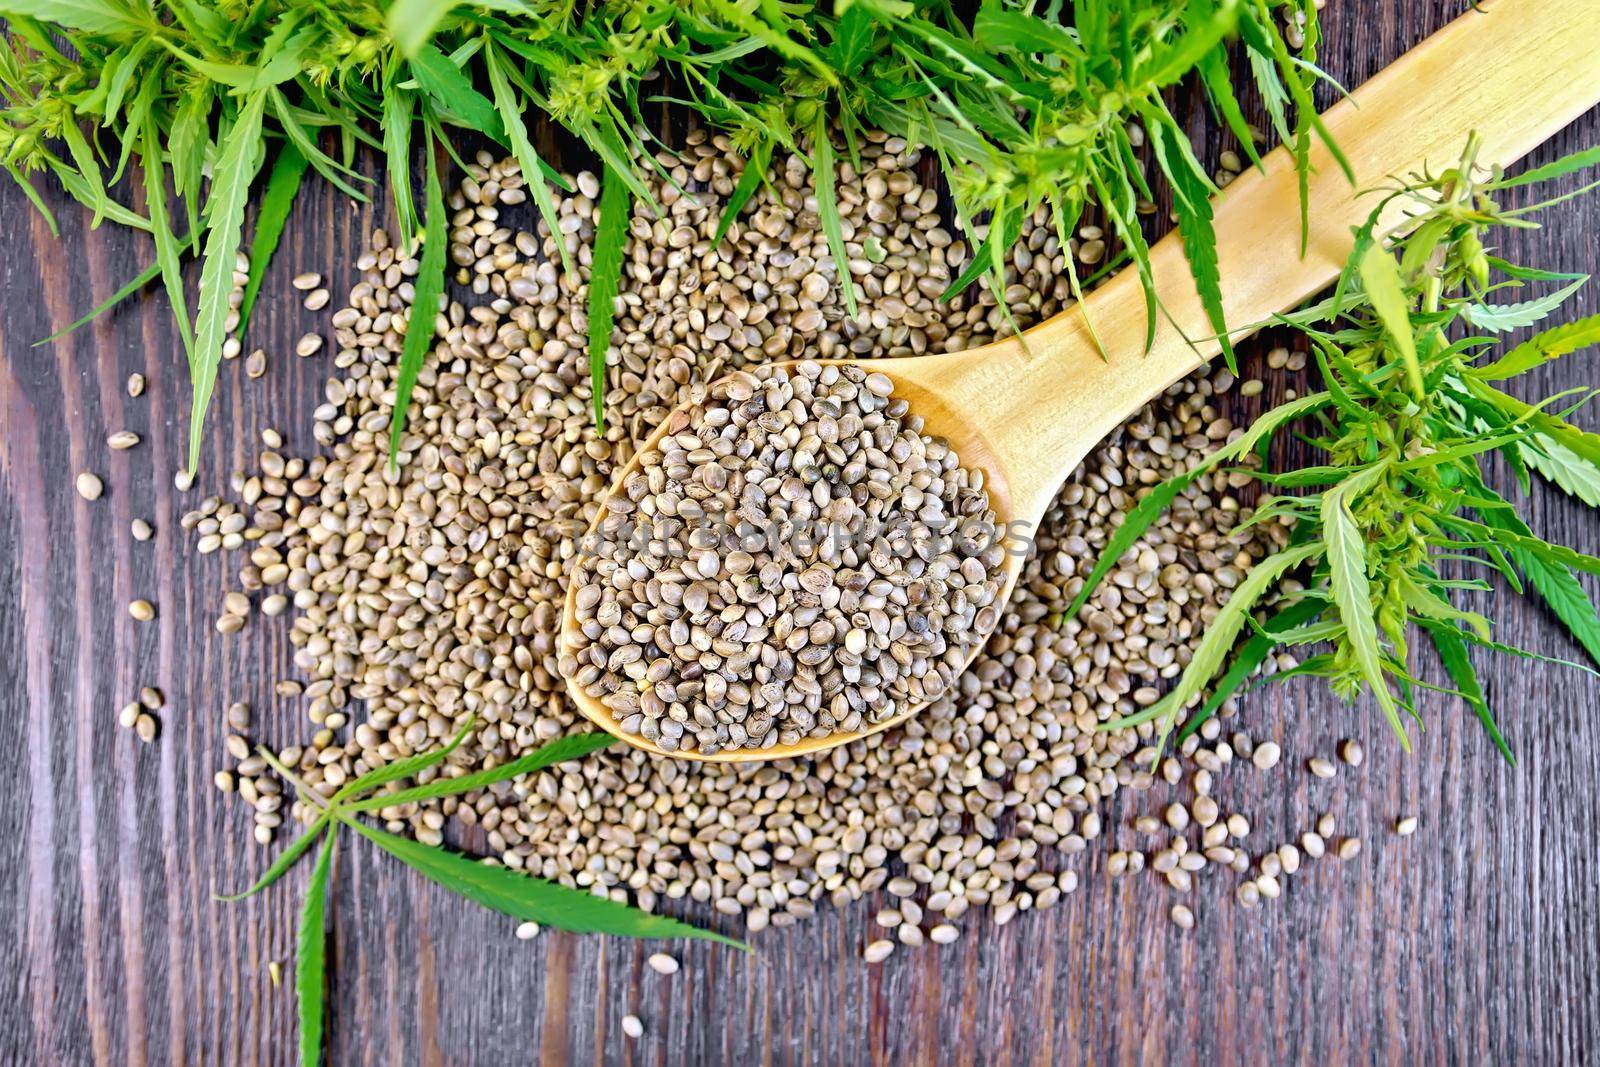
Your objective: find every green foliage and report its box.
[387,118,446,470]
[238,144,310,337]
[587,162,630,434]
[221,720,742,1066]
[1070,135,1600,758]
[3,0,1332,458]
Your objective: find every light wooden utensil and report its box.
[564,0,1600,762]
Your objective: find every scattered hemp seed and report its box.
[185,144,1306,949]
[245,349,268,379]
[1339,739,1364,767]
[1338,837,1363,860]
[75,472,104,500]
[295,333,323,357]
[139,686,164,709]
[1170,904,1195,930]
[304,288,331,311]
[1395,816,1419,837]
[214,770,236,794]
[292,271,322,290]
[118,702,141,729]
[1251,741,1282,771]
[621,1015,644,1040]
[646,953,679,976]
[126,372,145,397]
[268,961,282,988]
[515,921,541,940]
[174,469,194,492]
[929,923,960,945]
[107,430,140,450]
[134,713,158,743]
[1302,831,1327,859]
[1308,757,1337,779]
[128,599,156,622]
[131,519,153,541]
[863,940,895,964]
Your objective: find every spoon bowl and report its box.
[563,0,1600,761]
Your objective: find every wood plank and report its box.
[1,2,1597,1063]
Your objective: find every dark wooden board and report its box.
[4,3,1599,1063]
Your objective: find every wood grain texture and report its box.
[3,2,1599,1063]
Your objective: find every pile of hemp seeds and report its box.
[163,126,1409,951]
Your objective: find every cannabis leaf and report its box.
[221,721,744,1067]
[587,163,631,433]
[6,0,1336,470]
[1073,136,1600,761]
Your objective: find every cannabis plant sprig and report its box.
[221,720,745,1067]
[1067,136,1600,758]
[2,0,1332,473]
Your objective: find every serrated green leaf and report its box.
[1498,143,1600,189]
[1322,460,1407,746]
[236,143,309,338]
[1472,481,1600,669]
[1397,571,1490,641]
[410,42,504,143]
[587,162,631,433]
[713,140,771,246]
[216,812,335,901]
[1525,433,1600,506]
[1454,515,1600,577]
[5,163,59,236]
[1174,595,1325,743]
[188,89,266,473]
[1063,391,1330,623]
[140,113,195,370]
[1471,312,1600,380]
[1462,277,1588,333]
[383,83,419,249]
[1359,242,1422,398]
[972,7,1084,59]
[1141,0,1238,88]
[483,38,572,275]
[347,731,615,812]
[342,818,746,949]
[35,257,166,344]
[0,0,148,35]
[387,0,456,57]
[297,833,335,1067]
[331,715,477,806]
[387,124,447,468]
[811,115,858,318]
[1108,542,1322,738]
[1149,110,1232,370]
[1422,622,1513,763]
[270,90,369,202]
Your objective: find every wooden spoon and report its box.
[565,0,1600,762]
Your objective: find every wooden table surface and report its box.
[5,3,1600,1063]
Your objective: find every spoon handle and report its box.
[946,0,1600,523]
